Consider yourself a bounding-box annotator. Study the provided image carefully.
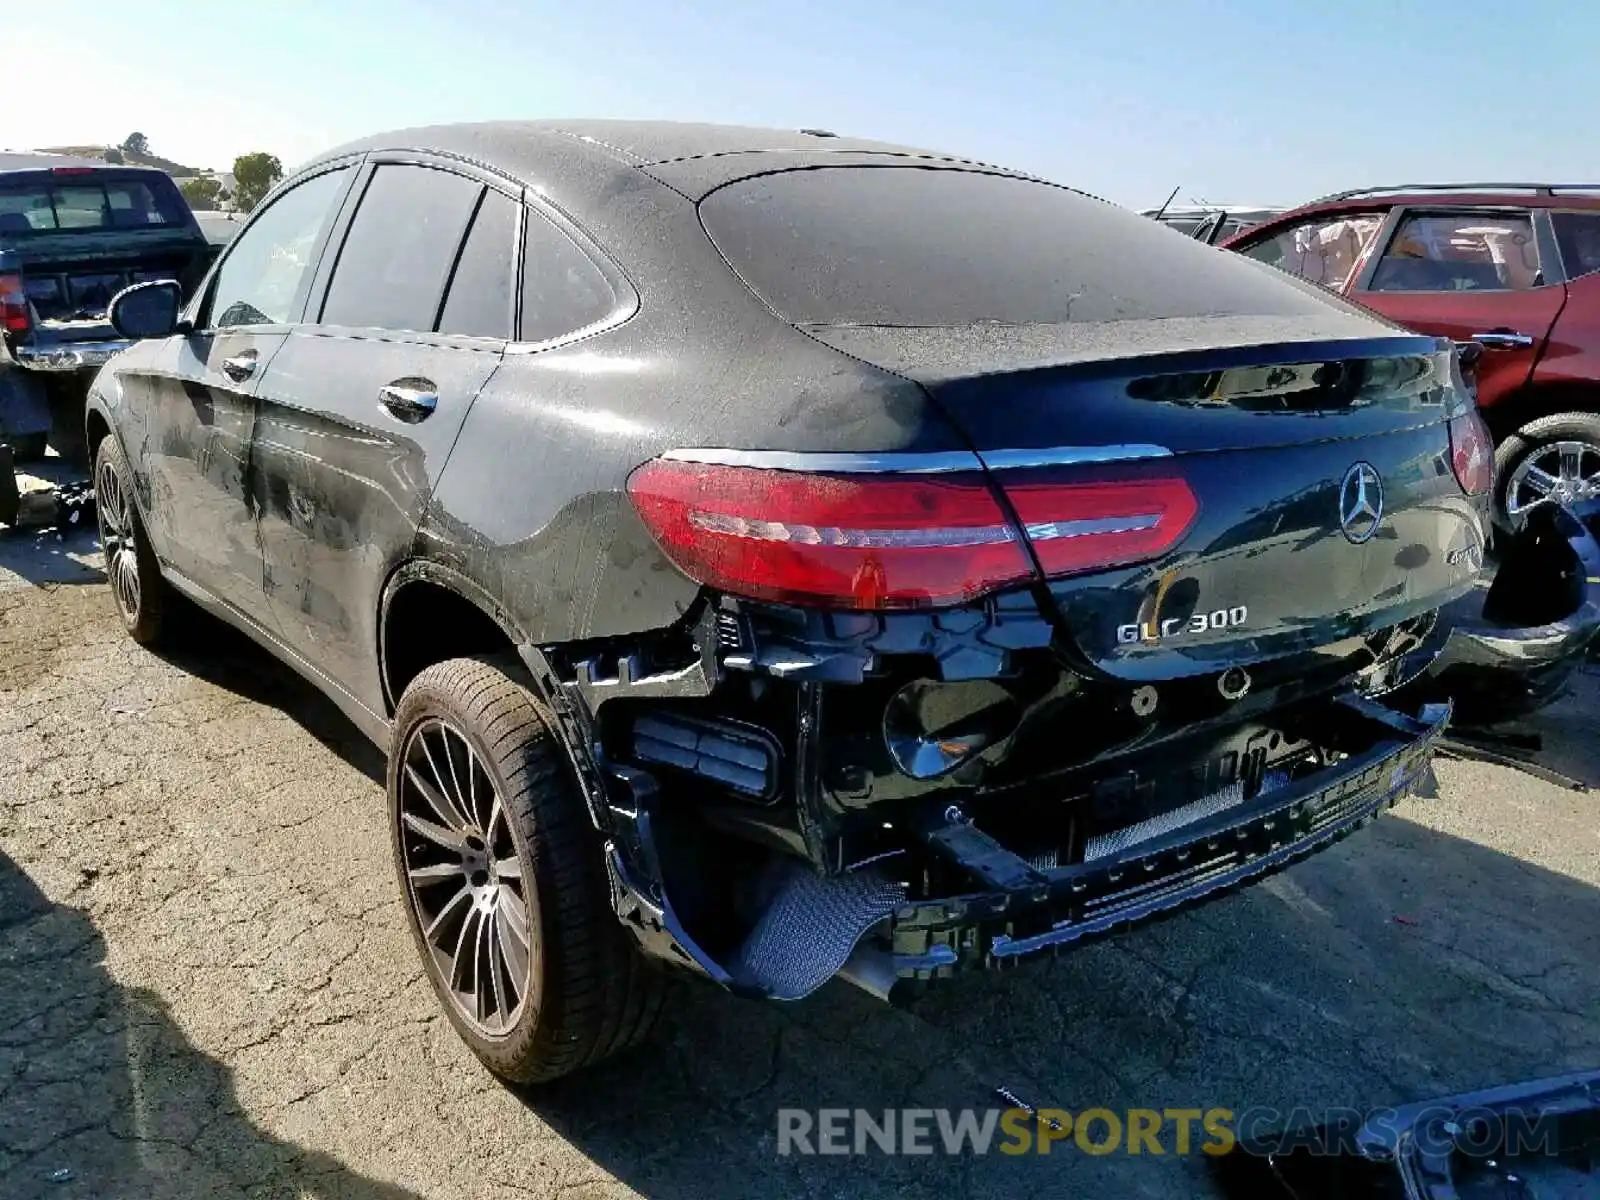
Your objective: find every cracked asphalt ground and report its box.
[2,520,1598,1200]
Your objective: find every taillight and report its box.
[1448,411,1493,495]
[0,274,30,334]
[1002,477,1200,576]
[626,458,1035,609]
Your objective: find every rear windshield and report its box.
[0,174,190,236]
[700,167,1325,326]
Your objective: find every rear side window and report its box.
[1239,214,1384,290]
[520,209,615,342]
[1369,212,1541,292]
[321,165,482,332]
[210,167,352,328]
[699,167,1330,326]
[1553,212,1600,280]
[437,189,518,339]
[0,174,188,235]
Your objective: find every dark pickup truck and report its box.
[0,153,211,461]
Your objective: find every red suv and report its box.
[1224,185,1600,524]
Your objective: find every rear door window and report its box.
[700,166,1330,326]
[520,209,616,342]
[1368,211,1541,292]
[209,167,352,329]
[437,189,518,339]
[1552,212,1600,280]
[1237,213,1385,290]
[320,164,483,332]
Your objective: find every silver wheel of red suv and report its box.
[1496,413,1600,526]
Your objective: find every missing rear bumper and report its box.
[883,695,1444,977]
[605,691,1447,999]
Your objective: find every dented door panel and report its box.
[250,330,501,712]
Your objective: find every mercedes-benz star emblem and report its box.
[1339,462,1384,544]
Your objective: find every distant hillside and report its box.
[35,145,202,178]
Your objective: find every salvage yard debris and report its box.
[0,447,95,532]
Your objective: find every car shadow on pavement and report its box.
[513,815,1600,1200]
[151,604,387,785]
[0,849,422,1200]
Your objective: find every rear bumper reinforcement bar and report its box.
[884,694,1447,977]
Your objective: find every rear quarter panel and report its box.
[417,195,979,645]
[1532,270,1600,394]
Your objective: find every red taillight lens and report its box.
[1448,411,1493,495]
[626,458,1034,609]
[1003,476,1200,576]
[0,274,30,334]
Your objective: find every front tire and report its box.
[93,436,168,645]
[389,657,667,1083]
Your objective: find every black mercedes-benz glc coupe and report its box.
[88,121,1503,1082]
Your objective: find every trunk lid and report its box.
[806,321,1489,680]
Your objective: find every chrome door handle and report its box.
[220,351,258,381]
[1471,331,1534,350]
[378,382,439,423]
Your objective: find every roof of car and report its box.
[192,210,243,246]
[302,119,1044,207]
[1238,185,1600,231]
[1311,182,1600,205]
[1219,185,1600,250]
[0,150,125,173]
[314,120,931,168]
[1142,204,1283,217]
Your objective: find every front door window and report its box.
[1368,212,1541,292]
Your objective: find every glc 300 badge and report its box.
[1118,606,1249,644]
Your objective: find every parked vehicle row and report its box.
[83,122,1600,1083]
[1141,203,1284,244]
[0,153,213,461]
[1213,184,1600,529]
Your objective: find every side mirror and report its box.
[108,279,187,340]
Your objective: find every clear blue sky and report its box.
[14,0,1599,208]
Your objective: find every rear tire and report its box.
[1494,411,1600,527]
[93,436,168,645]
[389,656,667,1083]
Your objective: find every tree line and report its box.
[115,132,284,214]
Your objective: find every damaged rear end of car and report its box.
[544,334,1491,1003]
[484,162,1509,1005]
